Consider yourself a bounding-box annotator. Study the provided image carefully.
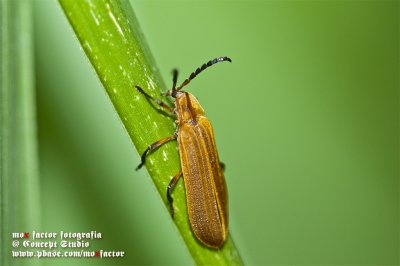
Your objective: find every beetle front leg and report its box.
[135,85,174,114]
[136,135,177,170]
[167,170,182,217]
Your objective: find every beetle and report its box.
[135,56,231,249]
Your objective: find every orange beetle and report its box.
[135,57,231,248]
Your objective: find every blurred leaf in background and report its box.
[1,0,40,265]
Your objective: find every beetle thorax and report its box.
[175,92,205,124]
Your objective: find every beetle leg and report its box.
[135,85,174,113]
[219,162,226,172]
[167,170,182,217]
[136,135,177,170]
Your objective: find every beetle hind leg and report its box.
[167,170,182,217]
[219,161,226,172]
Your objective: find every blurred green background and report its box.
[32,0,398,265]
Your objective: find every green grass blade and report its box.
[58,0,243,264]
[0,0,40,265]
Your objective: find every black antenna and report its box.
[171,69,178,90]
[175,56,232,91]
